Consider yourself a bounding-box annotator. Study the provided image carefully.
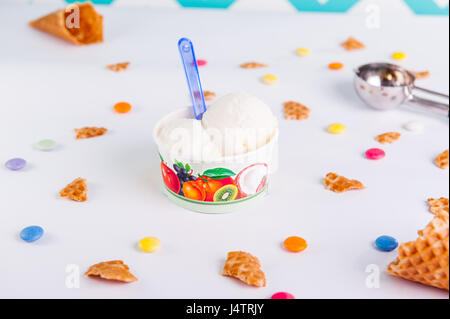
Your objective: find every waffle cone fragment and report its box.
[222,251,266,287]
[203,91,216,101]
[240,62,267,69]
[412,71,430,80]
[387,212,449,291]
[376,132,401,144]
[29,3,103,45]
[107,62,130,72]
[284,101,310,120]
[85,260,137,283]
[435,150,449,170]
[324,173,365,193]
[341,37,365,51]
[428,198,449,215]
[75,127,107,139]
[60,178,87,202]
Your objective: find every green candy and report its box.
[35,139,56,151]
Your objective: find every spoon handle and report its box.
[178,38,207,120]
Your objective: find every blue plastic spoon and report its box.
[178,38,207,120]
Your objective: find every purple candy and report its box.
[5,158,27,171]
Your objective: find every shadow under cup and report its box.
[153,107,279,214]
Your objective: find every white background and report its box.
[0,4,448,299]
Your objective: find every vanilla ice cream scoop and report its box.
[156,93,277,160]
[156,118,222,161]
[201,93,277,156]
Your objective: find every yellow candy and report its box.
[328,123,347,134]
[262,74,279,85]
[392,52,407,60]
[296,48,311,56]
[138,237,161,253]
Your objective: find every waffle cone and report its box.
[387,212,449,291]
[29,2,102,45]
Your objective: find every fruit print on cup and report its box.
[160,155,181,194]
[158,155,269,204]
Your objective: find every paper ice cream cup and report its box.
[153,107,278,214]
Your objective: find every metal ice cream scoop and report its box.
[354,63,449,117]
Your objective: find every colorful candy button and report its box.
[392,52,407,61]
[365,148,386,160]
[375,235,398,252]
[114,102,132,114]
[35,139,56,151]
[5,158,26,171]
[262,74,279,85]
[20,226,44,243]
[284,236,308,253]
[296,48,311,56]
[329,62,344,70]
[404,120,424,132]
[197,59,208,67]
[327,123,347,134]
[271,292,295,299]
[138,237,161,253]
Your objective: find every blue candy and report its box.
[20,226,44,243]
[375,235,398,252]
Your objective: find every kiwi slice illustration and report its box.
[213,185,238,202]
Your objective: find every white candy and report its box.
[404,120,424,133]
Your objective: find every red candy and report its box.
[366,148,386,160]
[271,292,295,299]
[197,59,207,67]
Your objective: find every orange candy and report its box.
[284,236,308,253]
[114,102,132,114]
[328,62,344,70]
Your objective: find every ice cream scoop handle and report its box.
[406,87,449,117]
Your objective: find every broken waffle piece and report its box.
[436,150,449,169]
[387,212,449,291]
[222,251,266,287]
[428,198,449,215]
[106,62,130,72]
[324,173,365,193]
[376,132,401,144]
[283,101,310,120]
[341,37,365,51]
[85,260,138,283]
[203,91,216,101]
[412,71,430,80]
[60,178,87,202]
[29,2,103,45]
[75,127,107,139]
[240,62,267,69]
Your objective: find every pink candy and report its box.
[197,59,207,67]
[271,292,295,299]
[366,148,386,160]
